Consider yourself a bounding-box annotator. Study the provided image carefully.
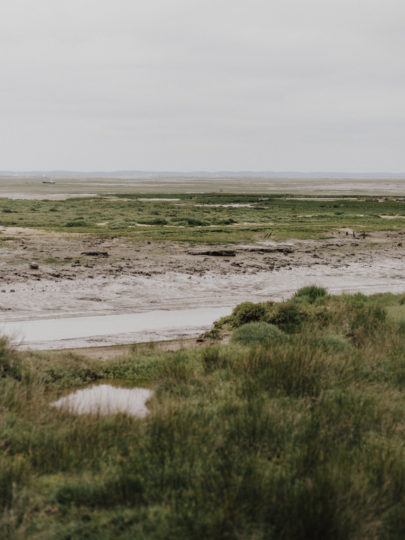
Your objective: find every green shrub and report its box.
[314,334,352,354]
[231,302,267,327]
[202,327,221,340]
[231,322,285,345]
[65,220,87,228]
[138,218,168,225]
[311,306,333,327]
[268,302,308,333]
[217,218,236,225]
[294,285,327,304]
[213,314,233,328]
[171,217,207,226]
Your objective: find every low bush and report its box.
[231,321,285,345]
[64,220,88,227]
[138,218,168,225]
[314,334,352,354]
[230,302,268,327]
[294,285,327,304]
[268,302,308,333]
[171,217,208,226]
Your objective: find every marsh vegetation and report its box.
[1,193,405,243]
[2,290,405,538]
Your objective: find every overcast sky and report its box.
[1,0,405,172]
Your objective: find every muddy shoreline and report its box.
[0,226,403,286]
[0,228,403,321]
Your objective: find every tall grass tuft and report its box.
[294,285,327,303]
[0,338,22,380]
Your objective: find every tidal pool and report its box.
[51,384,154,417]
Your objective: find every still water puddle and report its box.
[51,384,154,417]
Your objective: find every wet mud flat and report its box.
[0,226,403,287]
[0,227,404,349]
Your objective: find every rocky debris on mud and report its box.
[0,230,403,287]
[81,251,109,257]
[188,249,236,257]
[241,246,293,254]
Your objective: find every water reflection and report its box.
[51,384,154,417]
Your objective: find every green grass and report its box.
[0,193,404,243]
[2,291,405,537]
[387,303,405,323]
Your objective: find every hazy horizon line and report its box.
[1,170,405,179]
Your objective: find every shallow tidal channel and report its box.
[0,306,231,350]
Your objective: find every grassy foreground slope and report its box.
[2,290,405,538]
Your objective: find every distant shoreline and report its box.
[1,170,405,180]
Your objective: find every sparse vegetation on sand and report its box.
[2,290,405,538]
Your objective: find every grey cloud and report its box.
[1,0,405,171]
